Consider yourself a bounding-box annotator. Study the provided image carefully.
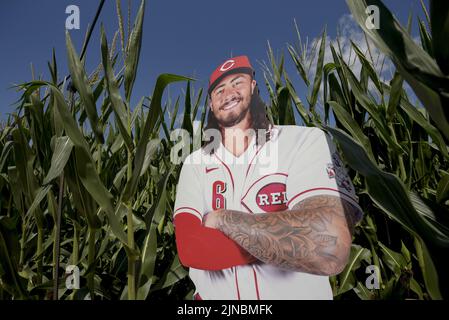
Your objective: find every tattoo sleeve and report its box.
[215,195,360,275]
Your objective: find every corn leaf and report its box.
[386,72,403,121]
[346,0,449,141]
[337,244,371,295]
[122,74,190,202]
[414,236,442,299]
[328,101,374,160]
[277,86,295,125]
[137,170,171,300]
[43,136,74,184]
[436,172,449,204]
[378,241,406,274]
[0,225,28,299]
[124,0,145,101]
[284,71,309,124]
[51,84,128,244]
[151,254,188,292]
[324,125,449,247]
[351,40,383,94]
[287,44,309,86]
[66,31,104,144]
[398,97,448,160]
[181,81,193,136]
[101,26,134,152]
[430,0,449,75]
[308,28,326,110]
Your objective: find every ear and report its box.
[209,99,214,111]
[251,79,257,95]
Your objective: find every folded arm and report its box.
[174,212,256,271]
[204,195,359,276]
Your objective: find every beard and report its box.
[216,105,251,127]
[214,94,252,128]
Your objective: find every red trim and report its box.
[241,172,288,202]
[175,206,202,217]
[246,163,254,179]
[245,144,265,178]
[241,201,254,214]
[252,266,261,300]
[214,154,235,192]
[234,267,241,300]
[205,167,219,174]
[287,187,358,206]
[194,293,203,300]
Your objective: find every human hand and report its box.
[202,209,226,229]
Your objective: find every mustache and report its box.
[219,95,242,110]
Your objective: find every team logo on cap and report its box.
[220,59,235,72]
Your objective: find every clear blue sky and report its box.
[0,0,424,120]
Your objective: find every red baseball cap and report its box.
[208,55,255,95]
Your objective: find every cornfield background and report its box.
[0,0,448,300]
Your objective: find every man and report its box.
[173,56,363,300]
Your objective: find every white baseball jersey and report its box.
[174,125,363,300]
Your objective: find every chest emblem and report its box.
[241,173,288,213]
[256,183,288,212]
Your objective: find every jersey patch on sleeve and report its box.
[326,151,353,193]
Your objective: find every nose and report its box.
[223,85,237,101]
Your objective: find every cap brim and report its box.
[208,67,254,95]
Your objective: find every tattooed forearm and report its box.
[215,195,360,275]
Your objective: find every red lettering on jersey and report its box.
[256,183,288,212]
[212,180,226,210]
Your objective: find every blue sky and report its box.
[0,0,424,121]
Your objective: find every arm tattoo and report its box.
[215,195,360,275]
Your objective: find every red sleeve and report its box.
[174,212,256,270]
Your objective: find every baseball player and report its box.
[173,56,363,300]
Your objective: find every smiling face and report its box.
[209,73,256,128]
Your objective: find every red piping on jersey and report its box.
[234,267,241,300]
[287,187,358,207]
[245,144,265,178]
[241,201,254,214]
[241,172,288,202]
[213,154,235,192]
[194,293,202,300]
[174,206,202,218]
[205,167,219,174]
[252,266,261,300]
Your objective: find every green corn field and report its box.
[0,0,448,300]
